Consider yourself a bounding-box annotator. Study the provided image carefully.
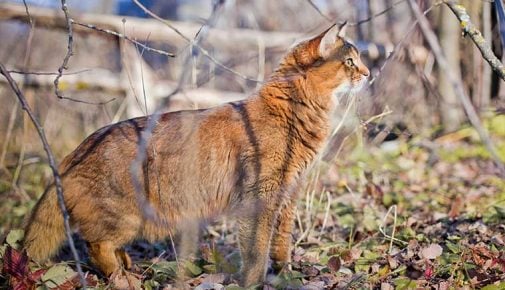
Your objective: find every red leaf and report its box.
[12,282,30,290]
[424,264,433,279]
[2,246,29,279]
[28,268,46,282]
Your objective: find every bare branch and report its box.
[131,0,259,83]
[8,69,91,75]
[368,4,436,86]
[73,21,175,57]
[408,0,505,177]
[305,0,332,22]
[0,62,87,287]
[350,0,407,26]
[444,0,505,82]
[53,0,74,99]
[21,0,32,26]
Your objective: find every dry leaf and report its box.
[448,195,463,219]
[421,243,443,260]
[327,256,341,273]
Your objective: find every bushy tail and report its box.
[23,186,66,261]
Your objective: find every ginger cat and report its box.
[23,23,369,286]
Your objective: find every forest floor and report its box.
[1,114,505,289]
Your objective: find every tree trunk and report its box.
[438,4,464,132]
[482,0,492,109]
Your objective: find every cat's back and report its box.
[58,100,257,176]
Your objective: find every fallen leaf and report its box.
[111,272,142,290]
[2,246,29,279]
[387,255,398,269]
[202,273,226,284]
[327,256,341,273]
[420,244,443,260]
[301,265,319,277]
[5,230,24,249]
[41,264,77,288]
[448,195,463,219]
[195,282,224,290]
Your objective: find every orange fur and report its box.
[23,23,369,286]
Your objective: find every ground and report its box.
[1,114,505,289]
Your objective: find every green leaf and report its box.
[185,260,203,276]
[354,259,371,273]
[493,206,505,218]
[0,245,6,258]
[143,279,160,290]
[394,277,417,289]
[224,285,244,290]
[446,241,460,254]
[150,260,178,280]
[363,250,381,260]
[363,205,379,231]
[6,229,24,249]
[481,282,505,290]
[339,213,356,228]
[41,264,77,288]
[382,192,394,207]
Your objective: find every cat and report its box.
[23,22,369,287]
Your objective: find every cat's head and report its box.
[287,22,370,97]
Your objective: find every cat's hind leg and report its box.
[88,241,122,277]
[115,248,132,270]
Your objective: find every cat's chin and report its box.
[350,78,368,94]
[331,78,367,106]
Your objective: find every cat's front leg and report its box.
[237,198,278,287]
[269,196,296,271]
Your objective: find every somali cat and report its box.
[23,23,369,286]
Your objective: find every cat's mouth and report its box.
[350,77,368,93]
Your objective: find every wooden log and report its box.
[0,69,247,112]
[0,3,299,52]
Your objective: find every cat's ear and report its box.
[319,21,347,58]
[338,21,348,38]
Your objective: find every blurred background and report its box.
[1,0,505,287]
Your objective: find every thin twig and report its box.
[368,4,436,86]
[54,0,74,99]
[8,69,91,75]
[306,0,332,22]
[444,0,505,81]
[131,0,259,83]
[134,34,150,115]
[0,63,87,288]
[350,0,407,26]
[21,0,32,26]
[11,2,36,202]
[408,0,505,177]
[120,20,145,115]
[73,21,175,57]
[379,205,407,248]
[0,102,18,170]
[318,191,331,241]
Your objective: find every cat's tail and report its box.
[23,185,66,261]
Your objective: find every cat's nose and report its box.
[361,66,370,77]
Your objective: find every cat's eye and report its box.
[345,58,355,67]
